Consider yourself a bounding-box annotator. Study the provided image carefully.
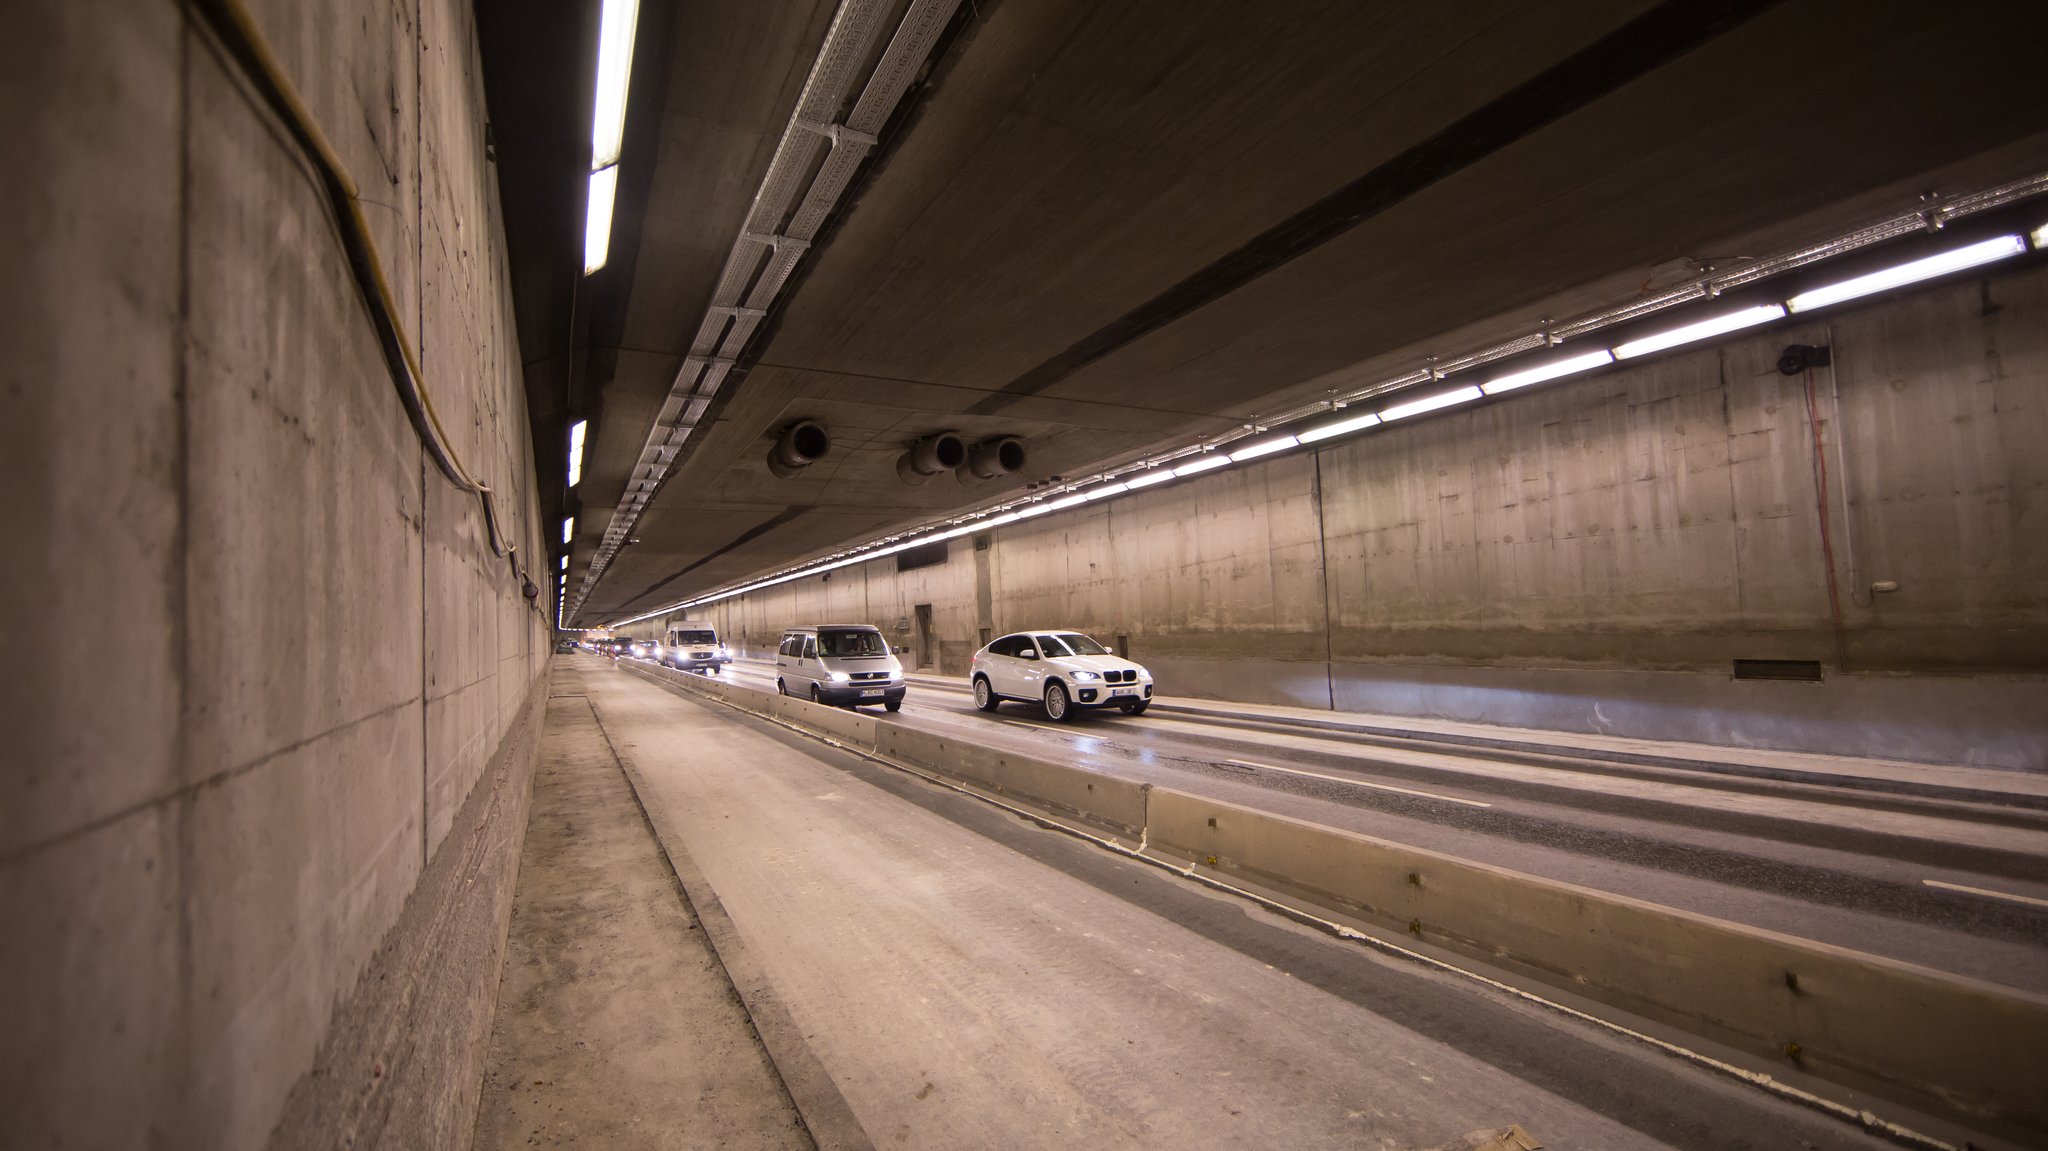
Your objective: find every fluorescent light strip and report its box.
[1082,482,1128,500]
[1015,501,1056,518]
[583,165,620,275]
[562,517,575,545]
[591,0,641,170]
[567,419,587,487]
[1228,433,1299,462]
[1379,385,1482,422]
[1480,349,1613,395]
[1295,410,1381,443]
[1785,234,2026,313]
[2034,221,2048,249]
[1173,454,1231,477]
[1045,493,1089,512]
[559,555,568,571]
[1611,304,1784,360]
[1123,468,1175,489]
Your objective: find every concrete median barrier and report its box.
[1144,787,2048,1136]
[875,726,1148,840]
[773,694,879,751]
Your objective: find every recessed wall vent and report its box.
[1731,659,1824,682]
[896,540,948,572]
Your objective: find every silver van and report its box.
[775,624,906,711]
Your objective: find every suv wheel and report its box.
[973,676,1000,712]
[1044,682,1073,722]
[1117,699,1148,716]
[776,678,787,696]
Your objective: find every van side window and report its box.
[802,636,817,659]
[779,635,795,657]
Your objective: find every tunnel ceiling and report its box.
[487,0,2048,626]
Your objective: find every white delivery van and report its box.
[661,620,730,673]
[774,624,905,711]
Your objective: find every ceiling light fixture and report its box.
[2033,221,2048,249]
[1379,386,1483,422]
[1480,349,1615,395]
[1123,468,1175,489]
[1295,410,1383,443]
[562,517,575,546]
[581,0,639,277]
[567,419,588,487]
[1173,454,1231,478]
[1611,304,1785,360]
[591,0,641,170]
[583,166,619,275]
[1082,482,1129,500]
[1784,234,2026,314]
[1228,434,1300,462]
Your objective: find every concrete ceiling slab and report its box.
[517,0,2048,623]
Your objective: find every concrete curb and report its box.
[619,659,2048,1141]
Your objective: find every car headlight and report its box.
[1070,670,1100,681]
[828,671,851,683]
[1134,666,1149,678]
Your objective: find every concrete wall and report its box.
[673,261,2048,769]
[1,1,551,1148]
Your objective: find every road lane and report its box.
[584,662,1916,1151]
[682,655,2048,993]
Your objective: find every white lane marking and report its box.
[1005,719,1067,734]
[1224,759,1492,808]
[1922,879,2048,909]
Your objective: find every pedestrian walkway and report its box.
[473,665,809,1149]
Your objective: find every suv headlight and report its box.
[1070,670,1100,681]
[828,671,851,683]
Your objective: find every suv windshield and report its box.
[818,628,886,657]
[673,631,716,644]
[1041,633,1110,657]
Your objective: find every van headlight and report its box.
[828,671,851,683]
[1070,670,1100,681]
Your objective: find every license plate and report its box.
[1111,686,1137,697]
[861,689,883,697]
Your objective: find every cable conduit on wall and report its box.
[187,0,545,609]
[570,0,966,622]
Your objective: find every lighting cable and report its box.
[188,0,526,573]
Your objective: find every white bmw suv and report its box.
[970,631,1154,721]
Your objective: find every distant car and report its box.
[662,622,731,673]
[554,639,575,654]
[970,631,1152,721]
[628,639,659,660]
